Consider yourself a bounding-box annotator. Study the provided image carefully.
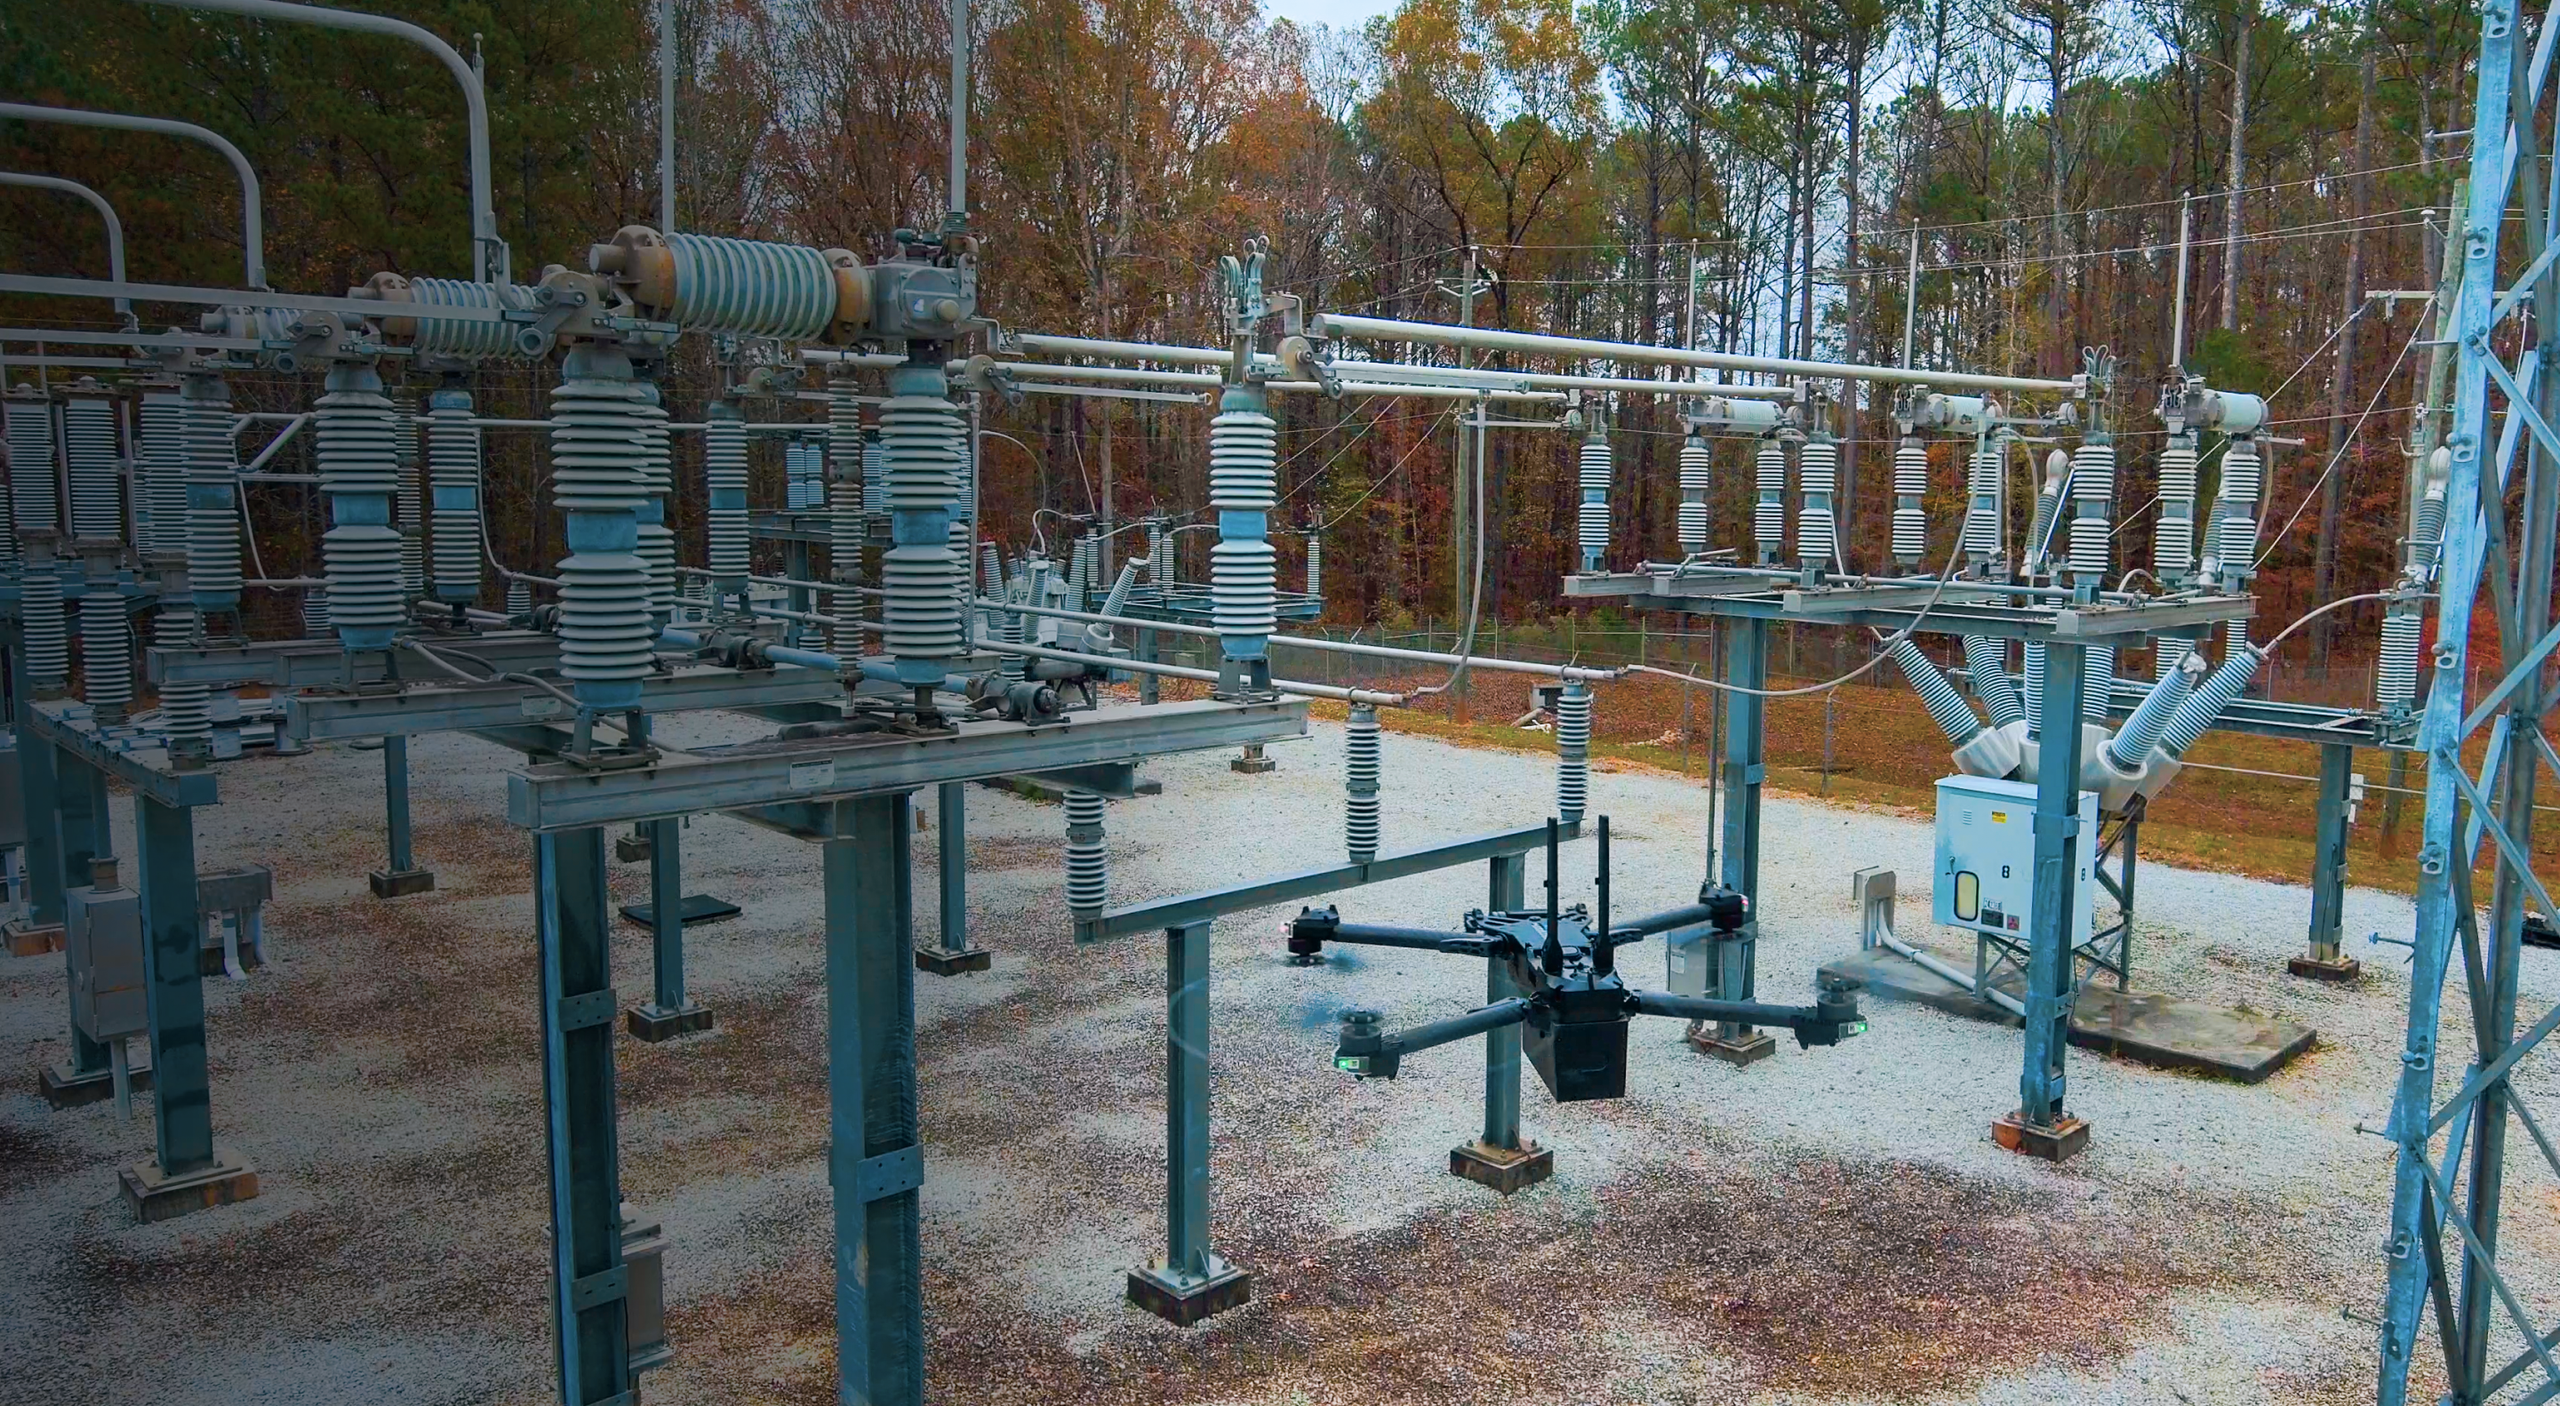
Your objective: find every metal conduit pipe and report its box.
[987,637,1406,706]
[1307,313,2083,395]
[0,102,264,288]
[0,172,130,319]
[1878,918,2027,1017]
[130,0,502,282]
[976,593,1624,680]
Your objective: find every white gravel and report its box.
[1,706,2548,1404]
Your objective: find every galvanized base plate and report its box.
[913,944,993,976]
[1126,1257,1252,1326]
[1229,753,1278,774]
[2287,953,2363,983]
[625,1003,716,1042]
[1449,1139,1553,1195]
[1992,1111,2091,1162]
[120,1145,259,1222]
[3,920,64,957]
[1686,1028,1777,1067]
[368,868,435,899]
[38,1057,151,1110]
[614,832,654,863]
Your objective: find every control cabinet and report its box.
[1931,774,2095,947]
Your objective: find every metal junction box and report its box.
[68,880,146,1042]
[1931,774,2095,947]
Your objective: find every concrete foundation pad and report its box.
[1820,947,2318,1084]
[1126,1257,1252,1326]
[4,920,63,957]
[38,1058,151,1110]
[618,894,744,929]
[120,1146,259,1222]
[625,1003,715,1042]
[1686,1028,1777,1067]
[368,868,435,899]
[2288,953,2363,983]
[913,945,993,975]
[1449,1139,1553,1194]
[614,833,653,863]
[1992,1111,2091,1162]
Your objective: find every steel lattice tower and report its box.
[2376,0,2560,1397]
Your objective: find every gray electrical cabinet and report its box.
[68,877,146,1043]
[0,734,25,851]
[1931,774,2095,946]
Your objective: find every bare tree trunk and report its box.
[2313,42,2375,663]
[1840,24,1868,563]
[2219,3,2252,334]
[2047,9,2069,376]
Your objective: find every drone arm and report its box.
[1335,998,1533,1078]
[1625,988,1868,1048]
[1289,907,1493,959]
[1607,901,1722,943]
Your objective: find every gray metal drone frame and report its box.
[2373,0,2560,1397]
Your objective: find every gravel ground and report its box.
[2,708,2551,1405]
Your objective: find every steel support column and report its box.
[2006,639,2089,1158]
[370,735,434,896]
[135,793,207,1170]
[1692,617,1772,1064]
[824,794,923,1406]
[915,780,988,974]
[625,816,712,1041]
[1449,851,1553,1191]
[534,826,629,1405]
[1126,919,1250,1323]
[2292,742,2362,980]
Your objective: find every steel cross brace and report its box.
[283,665,849,741]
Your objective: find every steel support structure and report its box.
[370,734,434,897]
[626,816,713,1040]
[2291,742,2363,981]
[2375,1,2560,1394]
[2006,641,2089,1159]
[1690,617,1773,1064]
[534,825,629,1404]
[916,780,988,974]
[1123,918,1250,1322]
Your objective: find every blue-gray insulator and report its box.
[1209,385,1277,660]
[1304,530,1323,599]
[2155,638,2189,681]
[1752,437,1786,563]
[2067,438,2115,580]
[3,384,58,534]
[1891,437,1928,563]
[80,583,130,718]
[315,364,405,650]
[831,468,867,656]
[2026,485,2061,572]
[549,346,656,708]
[1960,435,2005,559]
[428,386,484,604]
[157,597,208,745]
[2206,440,2264,579]
[1555,681,1591,824]
[2161,644,2262,757]
[1892,639,1982,746]
[634,377,675,628]
[2154,438,2199,576]
[137,385,185,560]
[183,374,242,612]
[507,577,531,615]
[828,384,862,499]
[400,278,536,359]
[2082,644,2115,723]
[2411,490,2448,577]
[1148,518,1170,582]
[1071,535,1099,612]
[2377,606,2423,713]
[62,386,120,542]
[2106,657,2200,770]
[2022,639,2046,737]
[1797,436,1839,567]
[1963,635,2023,727]
[20,555,65,692]
[1098,559,1139,619]
[862,428,886,508]
[1679,434,1713,554]
[880,364,964,678]
[1345,703,1381,862]
[300,588,330,637]
[705,400,749,599]
[1064,789,1108,916]
[396,397,425,599]
[1578,431,1612,571]
[664,233,839,339]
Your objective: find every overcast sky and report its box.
[1262,0,1401,35]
